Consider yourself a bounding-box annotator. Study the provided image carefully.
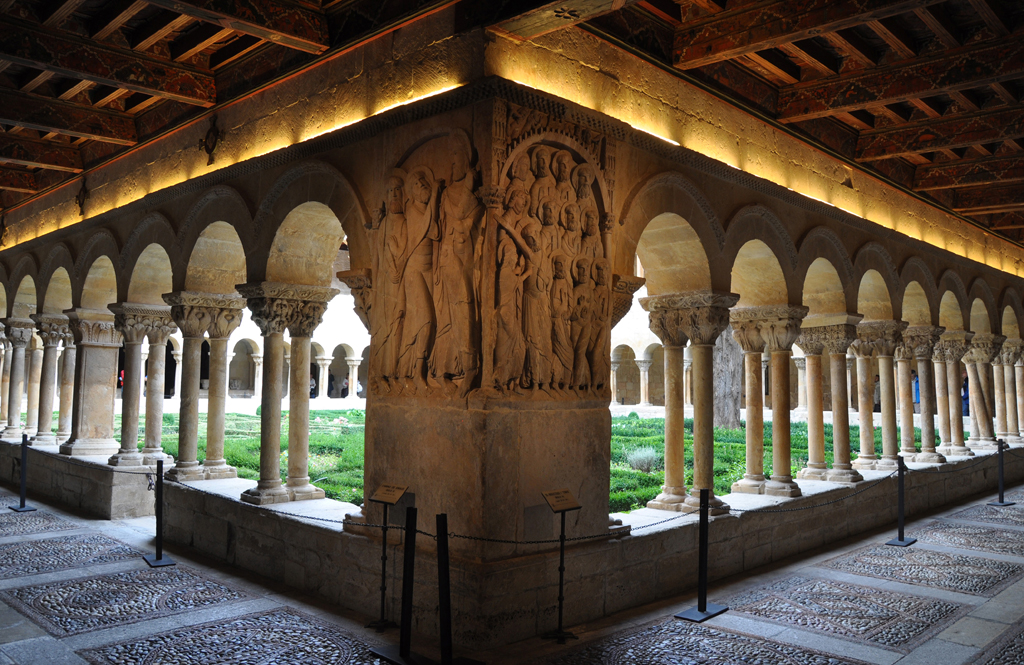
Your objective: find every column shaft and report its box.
[995,363,1009,439]
[609,362,619,404]
[802,354,826,479]
[916,356,944,462]
[142,338,170,464]
[241,332,288,504]
[638,361,652,406]
[168,336,204,480]
[4,341,27,437]
[346,360,360,401]
[24,347,43,435]
[733,351,765,492]
[826,351,862,482]
[946,358,971,454]
[765,350,800,496]
[652,345,687,507]
[0,344,8,423]
[1005,358,1019,443]
[287,336,323,499]
[31,344,59,444]
[60,312,121,456]
[204,336,236,478]
[853,355,876,468]
[690,344,718,504]
[934,357,950,447]
[897,357,916,457]
[56,345,75,440]
[110,340,144,465]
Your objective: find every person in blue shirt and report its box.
[912,370,920,413]
[962,370,970,416]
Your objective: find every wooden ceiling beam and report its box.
[823,28,880,66]
[41,0,89,27]
[907,96,944,118]
[0,134,82,173]
[857,106,1024,161]
[0,16,215,107]
[991,82,1018,105]
[915,153,1024,190]
[745,49,800,83]
[673,0,943,70]
[131,12,193,51]
[171,23,233,62]
[208,35,262,69]
[20,70,55,93]
[780,39,840,76]
[778,34,1024,122]
[142,0,328,54]
[865,17,916,59]
[0,88,136,145]
[968,0,1010,37]
[913,5,959,48]
[0,168,39,194]
[954,183,1024,214]
[90,0,147,41]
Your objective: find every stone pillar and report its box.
[683,354,692,405]
[905,327,944,463]
[643,292,738,514]
[56,338,75,441]
[237,284,292,505]
[794,357,807,409]
[346,358,360,401]
[284,289,337,501]
[163,293,214,481]
[933,346,951,449]
[108,305,149,466]
[994,360,1009,441]
[204,304,244,479]
[29,315,65,445]
[795,332,826,481]
[316,356,331,399]
[731,318,765,493]
[850,336,876,470]
[24,344,43,437]
[938,334,973,456]
[1016,357,1024,445]
[822,324,862,483]
[847,355,856,411]
[142,314,175,465]
[997,343,1020,443]
[59,309,122,456]
[251,354,263,400]
[965,334,1002,450]
[636,358,653,406]
[895,342,916,458]
[864,321,904,470]
[171,350,182,397]
[609,360,620,404]
[0,340,7,423]
[2,322,33,438]
[760,306,807,497]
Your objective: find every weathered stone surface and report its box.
[714,324,742,429]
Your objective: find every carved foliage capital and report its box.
[237,282,338,338]
[965,333,1005,365]
[902,325,943,360]
[30,314,69,348]
[802,324,856,356]
[635,359,653,372]
[207,308,243,339]
[110,304,177,345]
[641,291,739,346]
[856,320,907,357]
[4,319,34,348]
[648,309,689,348]
[894,342,914,362]
[1001,340,1023,367]
[732,320,764,353]
[793,357,806,370]
[287,300,328,338]
[69,317,122,347]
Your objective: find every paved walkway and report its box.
[0,479,1022,664]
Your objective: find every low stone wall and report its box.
[0,441,155,519]
[162,449,1024,650]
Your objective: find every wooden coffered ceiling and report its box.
[585,0,1024,241]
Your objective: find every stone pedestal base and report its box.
[108,452,145,466]
[915,451,947,464]
[796,465,827,481]
[165,463,206,482]
[969,437,999,450]
[682,490,730,515]
[59,437,119,457]
[937,444,975,457]
[647,489,689,511]
[203,463,238,480]
[287,484,326,501]
[1,427,22,440]
[825,467,863,484]
[876,456,899,470]
[1007,436,1024,447]
[852,457,876,470]
[141,450,171,466]
[29,434,56,446]
[731,475,766,493]
[240,485,290,505]
[764,477,801,497]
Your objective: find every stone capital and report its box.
[902,325,943,360]
[855,320,907,357]
[801,323,858,356]
[635,359,653,372]
[237,282,339,338]
[937,331,974,363]
[287,300,329,338]
[640,291,740,346]
[65,309,122,347]
[611,275,646,330]
[739,305,809,353]
[207,307,244,339]
[731,320,764,353]
[30,313,69,348]
[251,354,263,367]
[336,269,371,332]
[163,291,243,338]
[109,303,177,345]
[965,333,1005,365]
[3,318,34,348]
[894,342,914,362]
[1000,340,1023,366]
[793,357,806,370]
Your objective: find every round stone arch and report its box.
[938,270,968,332]
[120,213,175,274]
[77,256,118,311]
[36,244,75,309]
[124,244,174,305]
[617,170,723,285]
[11,274,38,319]
[999,288,1024,339]
[42,267,73,315]
[7,255,39,317]
[899,257,939,325]
[249,161,371,279]
[853,242,901,321]
[183,222,247,295]
[172,186,253,290]
[967,278,998,335]
[797,226,857,313]
[722,205,800,302]
[802,257,847,318]
[729,239,790,307]
[71,230,119,306]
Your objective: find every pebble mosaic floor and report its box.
[0,481,1023,664]
[948,504,1024,528]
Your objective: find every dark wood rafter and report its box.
[142,0,329,54]
[778,35,1024,122]
[968,0,1011,37]
[0,168,38,193]
[673,0,944,69]
[0,134,82,172]
[823,28,880,66]
[857,106,1024,160]
[780,39,840,76]
[865,17,916,59]
[913,4,959,48]
[131,12,194,51]
[0,88,137,144]
[41,0,88,26]
[90,0,147,40]
[991,211,1024,230]
[208,35,262,69]
[0,16,216,107]
[171,24,234,62]
[954,183,1024,214]
[915,154,1024,190]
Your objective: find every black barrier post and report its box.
[9,433,35,513]
[437,513,453,664]
[886,456,916,547]
[542,509,579,644]
[372,507,429,665]
[988,439,1015,507]
[367,503,398,632]
[676,488,728,622]
[144,459,176,567]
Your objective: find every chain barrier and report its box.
[729,470,897,514]
[905,450,999,474]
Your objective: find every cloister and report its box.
[2,0,1024,657]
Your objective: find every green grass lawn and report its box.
[125,409,934,513]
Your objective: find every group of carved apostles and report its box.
[361,132,611,399]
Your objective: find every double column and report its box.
[821,324,863,483]
[59,309,123,456]
[936,333,973,457]
[642,291,738,514]
[205,306,243,478]
[1,321,33,439]
[730,316,766,493]
[850,321,904,470]
[345,357,360,401]
[995,343,1020,444]
[902,327,944,464]
[28,315,69,446]
[759,306,808,497]
[965,334,1002,450]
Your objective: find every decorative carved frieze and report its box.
[30,314,69,348]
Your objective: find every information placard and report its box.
[542,489,581,513]
[370,484,408,505]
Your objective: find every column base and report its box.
[683,490,729,515]
[287,484,326,501]
[915,451,947,464]
[22,427,36,437]
[240,484,291,505]
[29,434,56,446]
[937,444,974,457]
[876,456,899,470]
[969,437,999,450]
[108,451,145,466]
[203,462,238,480]
[55,431,70,443]
[646,486,689,511]
[639,402,653,407]
[764,477,801,497]
[825,467,863,484]
[731,475,766,494]
[140,448,171,466]
[59,437,119,457]
[796,465,828,481]
[165,463,206,482]
[1005,435,1024,446]
[1,427,23,440]
[851,456,877,470]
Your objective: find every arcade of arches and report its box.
[3,8,1024,652]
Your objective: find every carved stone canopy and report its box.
[640,291,740,346]
[3,318,35,348]
[30,313,69,348]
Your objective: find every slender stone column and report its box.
[760,306,807,497]
[108,305,149,466]
[171,350,182,397]
[867,322,904,470]
[683,354,692,405]
[316,357,331,399]
[141,315,175,465]
[237,283,293,505]
[994,361,1009,440]
[284,290,337,501]
[850,336,876,470]
[163,293,214,481]
[938,334,973,456]
[933,346,951,448]
[28,315,65,445]
[996,343,1020,443]
[904,327,944,463]
[636,359,653,406]
[965,334,1003,449]
[346,358,360,400]
[2,322,32,438]
[204,304,244,479]
[643,291,738,514]
[251,354,263,399]
[795,330,827,481]
[56,338,75,441]
[731,318,765,492]
[1016,357,1024,445]
[24,344,43,437]
[0,340,7,423]
[822,324,863,483]
[609,360,620,404]
[847,356,856,410]
[795,357,807,409]
[59,309,122,456]
[895,342,916,458]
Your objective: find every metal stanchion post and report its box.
[676,489,728,622]
[437,513,453,665]
[372,507,428,665]
[367,503,398,632]
[989,439,1015,507]
[9,433,35,513]
[542,509,579,644]
[886,456,916,547]
[144,459,176,567]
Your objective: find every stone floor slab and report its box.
[725,575,968,652]
[936,615,1012,648]
[947,505,1024,529]
[0,511,79,538]
[817,544,1024,596]
[914,521,1024,558]
[0,565,247,637]
[1,636,88,665]
[974,614,1024,664]
[896,638,981,665]
[0,534,141,580]
[76,608,381,664]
